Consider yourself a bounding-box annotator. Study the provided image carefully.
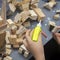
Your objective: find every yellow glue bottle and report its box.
[32,21,42,42]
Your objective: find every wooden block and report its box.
[14,11,30,26]
[23,21,31,27]
[49,21,56,31]
[20,44,28,51]
[18,47,23,54]
[6,45,11,49]
[7,19,14,27]
[16,38,23,45]
[11,25,17,34]
[30,3,38,9]
[33,8,46,21]
[19,44,29,55]
[24,51,29,58]
[7,3,16,16]
[29,10,37,20]
[30,0,39,4]
[8,34,17,45]
[53,14,60,20]
[20,11,30,22]
[44,1,57,10]
[5,49,12,55]
[16,25,27,38]
[0,16,3,26]
[4,56,12,60]
[14,13,22,24]
[13,44,19,48]
[8,3,16,12]
[20,3,29,11]
[56,10,60,14]
[7,0,12,3]
[5,31,10,44]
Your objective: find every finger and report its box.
[41,31,47,38]
[56,36,60,45]
[25,29,32,43]
[54,33,60,37]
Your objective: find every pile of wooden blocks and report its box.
[18,44,30,58]
[53,10,60,20]
[43,0,57,10]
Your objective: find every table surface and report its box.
[0,0,60,60]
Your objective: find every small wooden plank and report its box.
[33,8,46,21]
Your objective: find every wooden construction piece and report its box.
[5,49,12,55]
[30,0,39,5]
[16,25,27,38]
[24,51,29,58]
[23,21,31,27]
[29,10,37,20]
[0,16,3,26]
[7,19,15,27]
[14,11,30,27]
[13,44,19,49]
[53,14,60,20]
[20,2,29,11]
[7,0,12,3]
[7,3,16,16]
[5,31,10,44]
[8,34,17,45]
[5,45,11,49]
[11,25,17,34]
[49,21,56,31]
[4,56,12,60]
[33,8,46,21]
[19,44,29,58]
[56,10,60,14]
[43,0,57,10]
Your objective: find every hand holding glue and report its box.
[32,21,42,42]
[32,20,47,42]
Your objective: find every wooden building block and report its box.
[13,44,19,48]
[24,51,29,58]
[7,0,12,3]
[11,25,17,34]
[16,25,27,38]
[18,47,23,54]
[20,11,30,22]
[53,14,60,20]
[33,8,46,21]
[19,44,29,57]
[29,10,37,20]
[7,3,16,16]
[8,34,17,45]
[14,11,30,26]
[6,45,11,49]
[14,13,22,24]
[30,0,39,4]
[23,21,31,27]
[16,38,23,45]
[5,31,10,44]
[4,56,12,60]
[7,19,15,27]
[30,3,38,9]
[0,16,3,26]
[5,49,12,55]
[49,21,56,31]
[20,3,29,11]
[44,1,57,10]
[56,10,60,14]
